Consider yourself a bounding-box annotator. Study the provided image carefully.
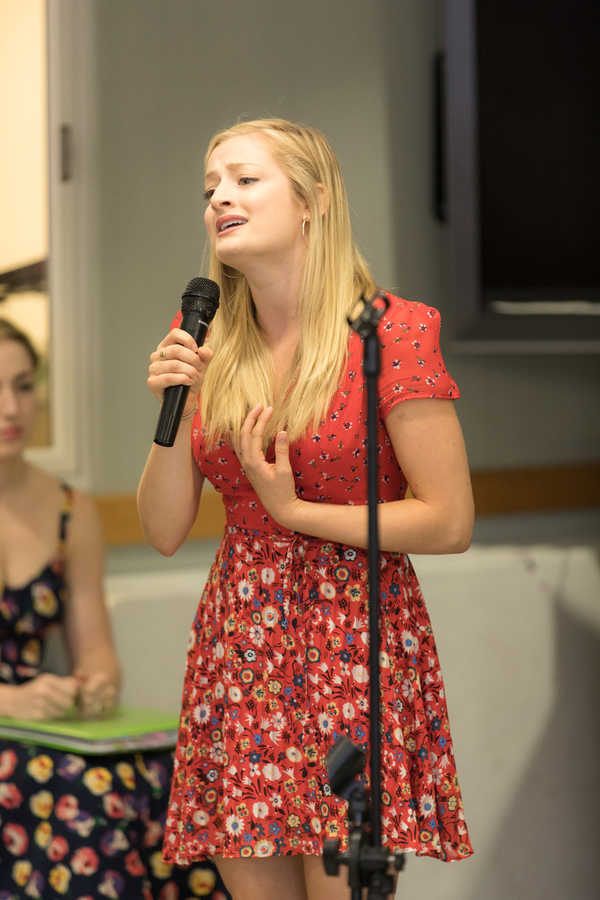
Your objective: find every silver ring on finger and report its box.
[159,348,166,359]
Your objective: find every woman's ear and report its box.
[316,183,330,216]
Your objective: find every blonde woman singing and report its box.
[138,119,474,900]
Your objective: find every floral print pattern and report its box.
[164,298,473,864]
[0,488,229,899]
[0,743,229,899]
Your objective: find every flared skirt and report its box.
[163,527,473,864]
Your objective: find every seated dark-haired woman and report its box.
[0,318,229,900]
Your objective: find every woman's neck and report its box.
[243,252,305,348]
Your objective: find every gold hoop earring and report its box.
[302,218,309,238]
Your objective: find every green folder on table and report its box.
[0,706,180,754]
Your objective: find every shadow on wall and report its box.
[467,601,600,900]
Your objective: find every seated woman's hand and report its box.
[74,669,118,720]
[9,673,79,721]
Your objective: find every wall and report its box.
[0,0,48,273]
[88,0,599,494]
[92,0,396,491]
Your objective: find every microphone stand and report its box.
[323,291,405,899]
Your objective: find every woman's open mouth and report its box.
[217,216,248,235]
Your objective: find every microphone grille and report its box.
[182,276,220,307]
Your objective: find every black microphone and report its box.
[153,277,220,447]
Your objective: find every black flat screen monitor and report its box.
[445,0,600,352]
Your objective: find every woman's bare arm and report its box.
[62,490,121,715]
[137,329,212,555]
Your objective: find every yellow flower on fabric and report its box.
[345,584,362,602]
[26,755,54,783]
[116,762,136,789]
[29,789,53,819]
[21,638,41,666]
[14,613,35,635]
[83,767,112,795]
[34,820,53,848]
[192,809,209,826]
[261,605,279,628]
[254,839,274,857]
[188,866,217,896]
[12,860,32,887]
[150,851,173,879]
[32,583,59,617]
[48,864,71,894]
[285,746,302,763]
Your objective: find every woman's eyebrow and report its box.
[14,369,35,381]
[205,162,265,181]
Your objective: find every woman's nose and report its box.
[210,183,232,208]
[0,388,19,417]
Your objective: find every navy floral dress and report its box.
[0,486,229,900]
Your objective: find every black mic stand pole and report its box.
[323,292,405,899]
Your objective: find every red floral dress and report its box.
[163,297,473,865]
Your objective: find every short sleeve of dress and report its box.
[377,296,459,417]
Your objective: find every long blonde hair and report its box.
[201,118,376,448]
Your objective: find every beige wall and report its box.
[87,0,600,493]
[0,0,48,273]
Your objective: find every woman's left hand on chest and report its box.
[232,403,302,528]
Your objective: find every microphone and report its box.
[153,277,220,447]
